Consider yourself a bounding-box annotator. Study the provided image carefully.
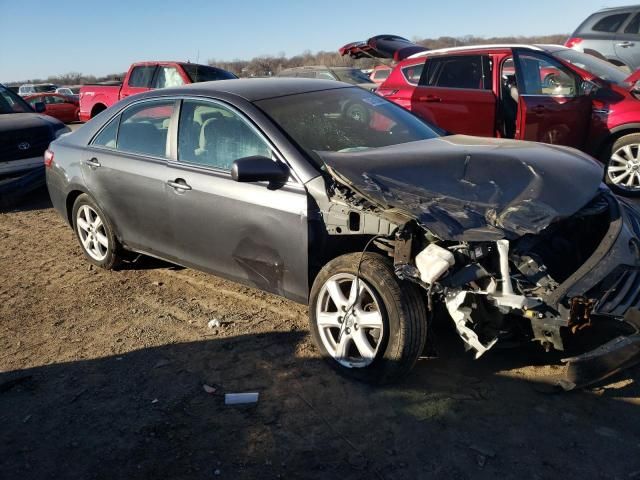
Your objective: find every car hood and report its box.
[0,112,60,134]
[318,135,605,241]
[339,35,428,61]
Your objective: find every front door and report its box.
[513,50,591,148]
[165,99,309,302]
[81,99,176,257]
[411,54,496,137]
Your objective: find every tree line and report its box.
[7,34,567,85]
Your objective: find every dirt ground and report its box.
[1,190,640,480]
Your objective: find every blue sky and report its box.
[0,0,632,82]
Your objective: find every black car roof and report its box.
[148,78,351,102]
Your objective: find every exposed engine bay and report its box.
[312,136,640,389]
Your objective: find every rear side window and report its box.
[92,116,119,149]
[592,13,630,32]
[401,63,424,85]
[177,100,272,171]
[128,65,156,88]
[624,13,640,34]
[373,69,390,81]
[116,100,175,157]
[421,55,492,90]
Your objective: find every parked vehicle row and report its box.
[24,93,79,123]
[341,36,640,195]
[46,78,640,387]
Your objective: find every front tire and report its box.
[603,134,640,196]
[309,252,427,384]
[72,194,121,269]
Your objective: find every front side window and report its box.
[421,55,492,90]
[256,87,440,165]
[128,65,156,88]
[116,100,175,157]
[153,66,185,89]
[177,100,272,171]
[516,52,577,97]
[593,13,630,32]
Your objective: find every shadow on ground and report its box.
[1,329,639,480]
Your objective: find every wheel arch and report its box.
[90,103,107,118]
[66,189,123,242]
[596,125,640,159]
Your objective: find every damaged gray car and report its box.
[46,79,640,388]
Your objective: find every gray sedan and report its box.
[46,79,640,386]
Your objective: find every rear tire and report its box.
[309,252,427,384]
[602,134,640,197]
[72,194,122,269]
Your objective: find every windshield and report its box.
[34,84,57,93]
[333,69,373,84]
[553,49,628,84]
[256,87,440,164]
[182,64,238,82]
[0,86,33,114]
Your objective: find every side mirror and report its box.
[231,156,290,184]
[34,102,46,113]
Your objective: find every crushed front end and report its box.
[316,136,640,389]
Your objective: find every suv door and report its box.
[614,11,640,70]
[410,54,496,136]
[165,98,309,301]
[513,50,591,149]
[121,64,157,99]
[82,99,176,256]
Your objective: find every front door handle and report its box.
[531,105,547,115]
[167,179,192,191]
[85,158,101,168]
[617,41,634,47]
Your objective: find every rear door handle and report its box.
[167,179,192,191]
[617,41,634,47]
[418,95,441,102]
[85,158,101,168]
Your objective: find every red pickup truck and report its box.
[79,61,237,122]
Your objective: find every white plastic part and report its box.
[224,392,259,405]
[415,243,455,284]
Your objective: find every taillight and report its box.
[565,37,583,49]
[376,88,399,97]
[44,149,54,168]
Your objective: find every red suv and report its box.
[344,41,640,195]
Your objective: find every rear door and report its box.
[164,98,309,301]
[513,50,591,148]
[120,64,157,99]
[81,99,176,256]
[410,54,496,137]
[614,10,640,70]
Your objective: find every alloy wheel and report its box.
[76,205,109,261]
[315,273,385,368]
[608,144,640,191]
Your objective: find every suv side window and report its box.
[116,100,175,157]
[592,13,630,32]
[401,63,425,85]
[128,65,157,88]
[317,72,335,80]
[177,100,272,171]
[153,66,185,89]
[421,55,492,90]
[515,52,577,97]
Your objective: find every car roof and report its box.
[407,43,565,59]
[153,78,352,102]
[595,4,639,12]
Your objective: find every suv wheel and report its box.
[72,194,122,269]
[603,134,640,196]
[309,252,427,384]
